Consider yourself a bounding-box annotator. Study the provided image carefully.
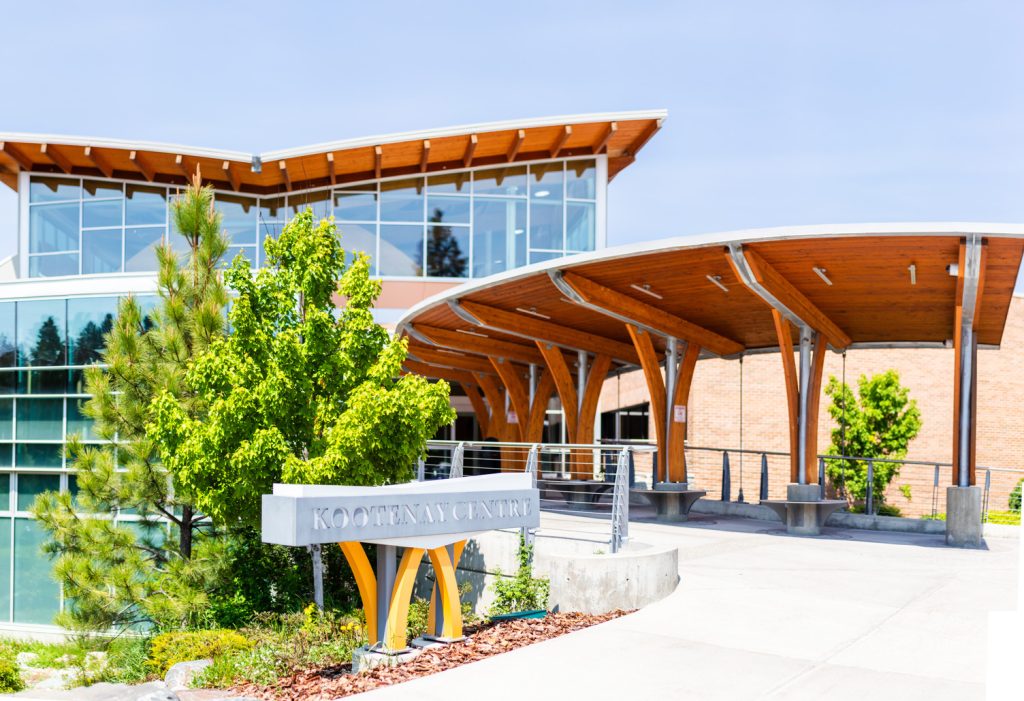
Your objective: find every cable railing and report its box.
[421,440,656,553]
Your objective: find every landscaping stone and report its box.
[136,687,181,701]
[165,659,213,691]
[15,652,39,667]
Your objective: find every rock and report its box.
[15,651,39,666]
[165,659,213,691]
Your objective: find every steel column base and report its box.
[945,486,983,547]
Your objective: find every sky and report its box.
[2,1,1023,288]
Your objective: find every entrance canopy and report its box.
[394,223,1024,490]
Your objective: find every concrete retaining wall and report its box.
[415,529,678,615]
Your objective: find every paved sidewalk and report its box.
[357,513,1019,701]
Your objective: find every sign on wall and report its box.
[673,404,687,423]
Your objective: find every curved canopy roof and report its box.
[0,110,665,194]
[395,223,1024,384]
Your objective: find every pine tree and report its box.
[427,208,467,277]
[32,171,231,635]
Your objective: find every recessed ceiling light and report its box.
[630,283,663,300]
[813,267,833,286]
[514,228,525,234]
[516,306,551,320]
[908,263,917,285]
[534,190,550,198]
[706,275,729,293]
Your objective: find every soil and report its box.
[233,610,629,700]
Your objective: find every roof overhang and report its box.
[0,110,666,194]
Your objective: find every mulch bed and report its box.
[234,610,630,700]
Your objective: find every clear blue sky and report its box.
[2,1,1022,288]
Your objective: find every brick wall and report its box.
[598,296,1024,516]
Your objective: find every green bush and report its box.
[0,655,25,693]
[1009,479,1022,513]
[146,630,251,677]
[96,637,150,684]
[489,535,549,616]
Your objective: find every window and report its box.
[27,158,600,280]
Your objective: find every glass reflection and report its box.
[379,224,423,276]
[288,191,331,220]
[427,172,471,193]
[472,198,526,277]
[82,199,122,229]
[473,167,527,196]
[83,179,123,199]
[124,227,164,272]
[28,253,78,278]
[17,300,66,367]
[0,303,14,368]
[82,229,122,274]
[530,162,564,201]
[125,184,167,226]
[427,197,470,224]
[566,201,595,251]
[29,177,80,203]
[529,201,563,250]
[68,297,117,366]
[215,194,258,245]
[566,160,597,199]
[16,398,63,439]
[337,223,377,270]
[29,203,79,253]
[380,179,424,222]
[427,215,469,278]
[334,189,377,221]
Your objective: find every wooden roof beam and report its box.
[374,145,382,179]
[508,129,525,161]
[463,134,478,167]
[593,122,618,154]
[420,140,430,172]
[407,343,500,375]
[0,141,33,170]
[173,154,190,179]
[326,152,336,185]
[551,125,571,158]
[623,118,663,158]
[84,146,113,177]
[403,358,478,386]
[278,160,291,189]
[129,150,156,182]
[223,161,241,191]
[726,244,851,349]
[41,144,75,174]
[554,270,744,357]
[456,300,644,366]
[412,324,546,365]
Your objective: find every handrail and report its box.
[426,439,657,452]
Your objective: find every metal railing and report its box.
[420,440,656,553]
[682,445,1023,522]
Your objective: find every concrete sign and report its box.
[262,472,539,547]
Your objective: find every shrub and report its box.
[0,655,24,693]
[1010,479,1022,513]
[97,637,150,684]
[489,536,549,616]
[146,630,251,677]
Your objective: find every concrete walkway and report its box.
[357,513,1019,701]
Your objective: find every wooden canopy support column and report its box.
[460,382,489,438]
[526,368,556,444]
[952,237,987,487]
[627,325,667,482]
[536,342,579,440]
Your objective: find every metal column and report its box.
[797,327,813,485]
[957,234,983,487]
[664,337,678,483]
[576,350,588,414]
[376,545,397,648]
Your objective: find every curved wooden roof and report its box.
[0,110,665,194]
[395,223,1024,383]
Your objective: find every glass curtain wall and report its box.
[27,159,599,280]
[0,294,156,625]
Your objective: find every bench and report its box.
[761,484,847,535]
[632,484,707,522]
[539,479,614,511]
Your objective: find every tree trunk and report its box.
[180,504,193,559]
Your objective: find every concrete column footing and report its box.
[945,486,983,547]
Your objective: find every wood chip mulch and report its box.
[233,610,630,700]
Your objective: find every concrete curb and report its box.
[689,498,950,534]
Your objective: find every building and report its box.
[2,111,1022,630]
[0,111,665,630]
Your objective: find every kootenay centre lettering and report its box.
[310,497,533,531]
[261,475,540,547]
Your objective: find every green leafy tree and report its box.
[32,173,231,635]
[149,209,456,528]
[824,370,922,513]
